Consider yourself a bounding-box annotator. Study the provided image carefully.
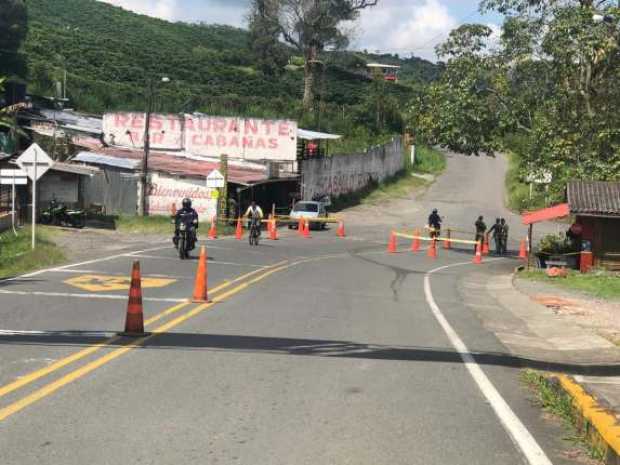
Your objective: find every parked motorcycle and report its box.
[174,212,197,259]
[39,199,85,228]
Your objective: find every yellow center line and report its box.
[0,261,293,422]
[0,260,288,401]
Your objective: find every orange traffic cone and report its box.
[482,235,490,255]
[473,242,483,264]
[269,218,278,240]
[192,246,210,302]
[121,261,146,336]
[297,218,305,236]
[427,239,437,258]
[336,221,345,238]
[443,229,452,249]
[519,239,527,260]
[388,232,397,253]
[303,219,311,238]
[411,230,420,252]
[235,217,243,240]
[170,203,177,216]
[208,216,217,239]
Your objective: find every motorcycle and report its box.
[174,212,197,259]
[39,199,85,228]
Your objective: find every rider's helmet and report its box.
[432,208,438,214]
[182,198,192,209]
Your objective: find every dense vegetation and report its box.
[5,0,439,145]
[410,0,620,210]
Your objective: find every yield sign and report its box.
[206,169,225,188]
[16,143,54,181]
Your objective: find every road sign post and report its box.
[0,169,28,235]
[16,143,54,249]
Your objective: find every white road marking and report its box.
[0,330,115,337]
[424,259,553,465]
[0,245,172,284]
[0,289,186,303]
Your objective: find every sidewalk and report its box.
[459,261,620,462]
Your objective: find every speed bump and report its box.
[65,274,176,292]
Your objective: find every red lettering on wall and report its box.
[268,138,278,149]
[149,115,163,130]
[278,122,289,136]
[214,119,226,132]
[217,135,227,147]
[229,136,239,147]
[199,118,211,132]
[228,119,239,133]
[255,138,266,149]
[261,120,274,135]
[242,137,254,148]
[114,114,130,127]
[192,134,202,145]
[131,116,144,129]
[206,135,215,146]
[152,133,164,144]
[185,117,195,131]
[244,119,258,135]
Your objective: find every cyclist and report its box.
[244,201,264,235]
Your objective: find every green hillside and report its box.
[18,0,439,137]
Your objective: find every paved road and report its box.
[0,154,581,465]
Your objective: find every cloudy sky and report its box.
[101,0,503,61]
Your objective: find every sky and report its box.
[101,0,504,61]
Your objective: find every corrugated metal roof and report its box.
[73,152,141,170]
[297,129,341,140]
[567,181,620,216]
[52,161,100,176]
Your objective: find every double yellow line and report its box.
[0,260,290,422]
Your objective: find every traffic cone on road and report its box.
[519,239,527,260]
[235,217,243,240]
[336,221,346,238]
[427,239,437,258]
[192,246,210,303]
[473,242,483,264]
[482,235,490,255]
[269,218,278,240]
[208,216,217,239]
[298,218,305,236]
[411,230,420,252]
[121,261,146,336]
[303,219,311,238]
[443,229,452,250]
[388,232,397,253]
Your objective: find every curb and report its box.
[556,374,620,465]
[553,374,620,465]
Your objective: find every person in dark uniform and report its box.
[428,208,442,238]
[488,218,501,254]
[499,218,509,255]
[474,216,487,252]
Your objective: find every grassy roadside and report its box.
[0,227,65,279]
[522,370,605,462]
[412,145,446,174]
[518,269,620,300]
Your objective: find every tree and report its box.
[410,24,503,156]
[252,0,378,112]
[248,0,288,76]
[0,0,28,78]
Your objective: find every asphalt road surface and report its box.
[1,154,581,465]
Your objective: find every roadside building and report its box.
[522,180,620,271]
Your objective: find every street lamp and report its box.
[141,76,170,216]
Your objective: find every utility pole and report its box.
[141,80,153,216]
[140,77,170,216]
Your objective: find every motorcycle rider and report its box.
[428,208,442,238]
[244,200,264,234]
[173,198,199,249]
[474,215,487,251]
